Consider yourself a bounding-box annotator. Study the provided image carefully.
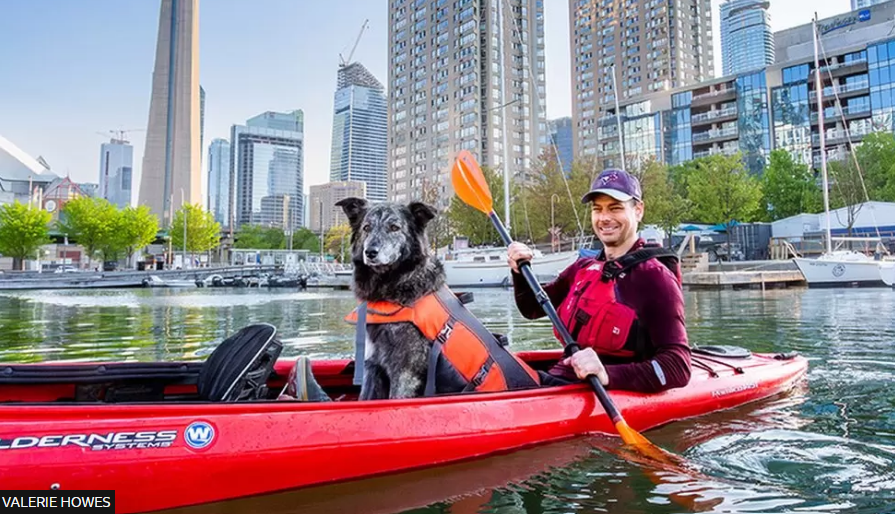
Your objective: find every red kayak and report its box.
[0,324,807,514]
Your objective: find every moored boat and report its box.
[0,325,807,514]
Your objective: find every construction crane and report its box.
[96,128,145,145]
[339,19,369,68]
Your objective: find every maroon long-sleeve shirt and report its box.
[513,239,691,393]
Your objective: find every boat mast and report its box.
[611,65,626,172]
[813,15,833,254]
[498,0,512,235]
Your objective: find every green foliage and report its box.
[0,201,51,270]
[849,131,895,201]
[445,165,507,246]
[57,197,119,263]
[521,149,593,244]
[118,206,160,264]
[685,154,763,228]
[291,227,320,253]
[171,204,221,253]
[324,224,351,261]
[640,159,690,246]
[235,224,286,249]
[828,159,867,234]
[421,178,453,251]
[761,149,822,221]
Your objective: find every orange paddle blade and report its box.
[615,420,683,467]
[451,150,493,214]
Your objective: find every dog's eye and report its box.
[389,224,400,232]
[362,224,371,232]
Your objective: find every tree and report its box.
[234,224,285,249]
[171,204,221,254]
[686,154,763,229]
[0,201,51,270]
[850,131,895,201]
[828,159,867,237]
[118,206,160,267]
[761,149,822,221]
[522,150,592,247]
[421,178,452,252]
[291,227,320,253]
[324,224,352,261]
[640,159,690,247]
[58,197,119,268]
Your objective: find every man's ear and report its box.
[408,202,437,229]
[334,197,368,228]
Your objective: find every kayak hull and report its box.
[0,350,807,514]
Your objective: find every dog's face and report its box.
[334,198,437,272]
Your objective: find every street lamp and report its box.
[550,194,561,253]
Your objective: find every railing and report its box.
[811,104,871,121]
[822,80,869,97]
[817,58,867,73]
[691,106,737,123]
[693,145,739,159]
[692,87,735,101]
[692,126,738,143]
[811,125,872,145]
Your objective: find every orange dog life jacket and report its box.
[345,286,540,395]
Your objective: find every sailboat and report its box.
[880,261,895,287]
[791,17,889,288]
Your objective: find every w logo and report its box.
[184,421,215,450]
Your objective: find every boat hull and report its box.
[0,350,807,514]
[443,251,578,287]
[792,257,886,287]
[881,262,895,287]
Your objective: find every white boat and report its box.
[880,261,895,287]
[791,21,889,288]
[440,247,579,288]
[793,247,887,288]
[142,275,198,288]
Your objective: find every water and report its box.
[1,287,895,513]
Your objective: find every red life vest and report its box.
[345,286,540,396]
[556,246,681,359]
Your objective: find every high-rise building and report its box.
[207,138,230,228]
[570,0,715,162]
[330,62,388,203]
[567,1,895,177]
[231,110,304,230]
[309,181,367,234]
[138,0,202,226]
[721,0,775,76]
[548,117,574,173]
[99,138,133,209]
[200,85,206,155]
[388,0,547,209]
[853,0,887,9]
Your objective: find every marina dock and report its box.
[682,258,806,290]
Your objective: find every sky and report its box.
[0,0,851,201]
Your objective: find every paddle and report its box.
[450,149,677,465]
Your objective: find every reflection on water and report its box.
[2,287,895,513]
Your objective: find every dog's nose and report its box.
[365,249,379,260]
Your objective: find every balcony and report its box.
[812,147,849,167]
[810,104,871,124]
[811,125,872,146]
[690,106,738,126]
[691,86,737,107]
[810,80,870,102]
[692,126,738,144]
[693,145,739,159]
[818,58,868,79]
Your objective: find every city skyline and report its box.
[0,0,850,203]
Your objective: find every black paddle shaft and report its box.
[488,212,623,424]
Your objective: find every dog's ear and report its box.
[335,197,368,228]
[408,202,437,229]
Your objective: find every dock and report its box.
[681,255,806,290]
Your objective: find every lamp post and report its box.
[550,194,560,253]
[181,189,187,269]
[319,201,324,262]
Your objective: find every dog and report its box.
[335,197,443,400]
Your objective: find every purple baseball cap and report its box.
[581,168,642,203]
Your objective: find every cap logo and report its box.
[601,172,619,184]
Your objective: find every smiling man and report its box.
[506,168,691,393]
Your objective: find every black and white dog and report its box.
[335,197,444,400]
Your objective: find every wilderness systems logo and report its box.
[0,430,178,451]
[819,9,871,35]
[184,421,216,450]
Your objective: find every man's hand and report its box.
[561,347,609,386]
[506,242,534,274]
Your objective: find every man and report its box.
[506,168,691,393]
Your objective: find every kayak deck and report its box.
[0,349,808,514]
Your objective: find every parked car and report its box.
[54,266,78,273]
